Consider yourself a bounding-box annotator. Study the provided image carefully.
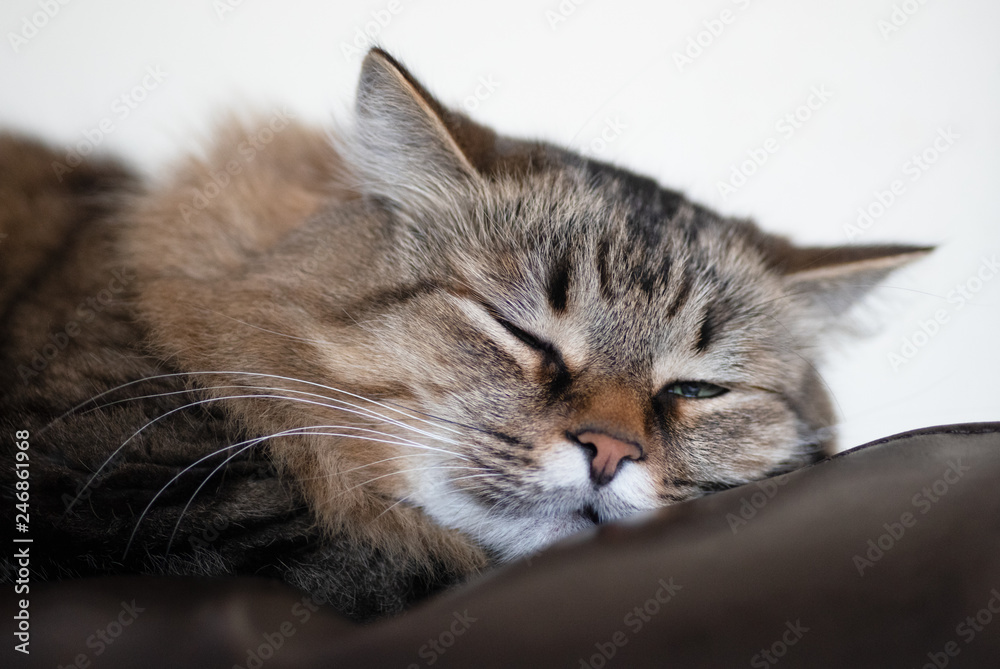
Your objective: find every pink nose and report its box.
[574,431,643,485]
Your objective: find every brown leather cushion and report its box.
[18,422,1000,668]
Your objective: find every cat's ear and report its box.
[778,244,933,319]
[345,48,482,211]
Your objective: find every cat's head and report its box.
[298,49,926,559]
[136,49,929,562]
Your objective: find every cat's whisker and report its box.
[67,389,474,513]
[324,452,444,478]
[413,472,506,532]
[287,433,484,485]
[294,452,499,484]
[42,369,465,439]
[202,370,467,437]
[376,398,522,445]
[288,429,469,456]
[38,371,213,436]
[375,470,501,520]
[374,494,413,521]
[314,465,494,510]
[447,473,502,485]
[144,423,444,558]
[126,429,288,558]
[80,383,465,453]
[76,378,464,448]
[161,424,361,557]
[67,394,257,515]
[469,496,508,540]
[199,309,341,347]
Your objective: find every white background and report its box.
[2,0,997,451]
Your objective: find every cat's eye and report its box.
[485,309,572,395]
[492,315,556,356]
[484,308,568,366]
[662,381,728,399]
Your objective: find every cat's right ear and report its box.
[777,243,933,331]
[343,48,483,212]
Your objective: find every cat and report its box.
[0,48,928,621]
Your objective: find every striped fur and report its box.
[1,49,928,618]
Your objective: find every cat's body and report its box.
[1,49,926,621]
[0,131,463,619]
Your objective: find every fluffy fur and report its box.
[0,49,927,620]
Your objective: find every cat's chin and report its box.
[483,509,601,562]
[477,499,661,562]
[411,461,661,561]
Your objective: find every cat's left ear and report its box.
[778,244,933,319]
[345,48,484,212]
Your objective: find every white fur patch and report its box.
[407,435,659,560]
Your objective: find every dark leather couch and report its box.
[13,422,1000,668]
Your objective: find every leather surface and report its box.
[13,422,1000,668]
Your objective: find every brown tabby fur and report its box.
[0,49,928,620]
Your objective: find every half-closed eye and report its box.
[660,381,729,399]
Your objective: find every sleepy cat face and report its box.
[354,176,818,558]
[259,49,925,560]
[131,48,928,564]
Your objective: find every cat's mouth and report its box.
[580,505,602,525]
